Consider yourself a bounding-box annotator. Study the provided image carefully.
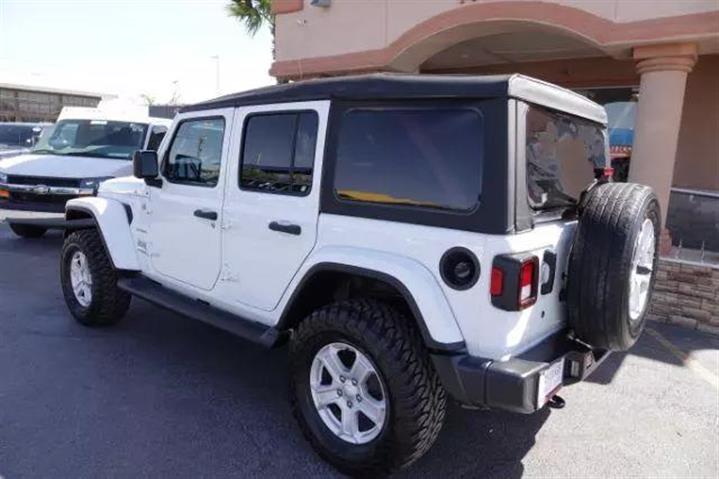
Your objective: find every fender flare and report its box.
[65,197,140,271]
[278,259,466,352]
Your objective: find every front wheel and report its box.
[289,299,446,476]
[60,229,131,326]
[9,223,47,238]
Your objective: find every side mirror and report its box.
[132,150,161,186]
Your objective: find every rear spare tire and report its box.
[567,182,660,351]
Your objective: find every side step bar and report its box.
[117,275,281,348]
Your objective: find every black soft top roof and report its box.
[181,73,515,112]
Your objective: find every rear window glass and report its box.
[526,105,607,209]
[334,108,483,212]
[240,111,318,195]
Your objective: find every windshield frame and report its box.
[30,119,149,160]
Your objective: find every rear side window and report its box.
[526,105,607,209]
[334,108,483,212]
[164,117,225,187]
[240,111,318,195]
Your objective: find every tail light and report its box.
[518,258,539,308]
[491,254,539,311]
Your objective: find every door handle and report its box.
[269,221,301,236]
[194,209,218,221]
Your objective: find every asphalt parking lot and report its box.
[1,223,718,479]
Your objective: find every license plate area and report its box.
[537,357,564,407]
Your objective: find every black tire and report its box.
[289,299,446,476]
[567,182,661,351]
[60,229,131,326]
[9,223,47,238]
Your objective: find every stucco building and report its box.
[270,0,719,331]
[0,83,113,122]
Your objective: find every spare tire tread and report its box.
[568,182,660,351]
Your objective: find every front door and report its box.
[148,109,234,291]
[219,101,328,311]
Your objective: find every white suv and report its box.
[58,74,660,475]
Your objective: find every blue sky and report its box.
[0,0,274,104]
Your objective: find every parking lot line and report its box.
[645,326,719,391]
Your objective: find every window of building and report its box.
[240,111,318,195]
[333,108,483,212]
[164,117,225,187]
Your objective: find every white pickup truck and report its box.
[0,107,170,237]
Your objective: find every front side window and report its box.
[334,108,483,211]
[240,111,318,195]
[31,119,148,160]
[526,105,608,209]
[164,117,225,186]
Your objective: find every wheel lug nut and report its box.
[337,389,343,396]
[356,395,362,402]
[340,376,346,383]
[347,401,353,408]
[351,379,357,386]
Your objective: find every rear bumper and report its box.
[431,331,609,414]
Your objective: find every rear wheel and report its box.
[61,229,131,326]
[9,223,47,238]
[289,299,446,476]
[567,182,660,351]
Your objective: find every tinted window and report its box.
[147,126,167,151]
[164,118,225,186]
[240,112,318,195]
[334,108,483,211]
[526,105,607,209]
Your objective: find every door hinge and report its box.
[220,264,239,282]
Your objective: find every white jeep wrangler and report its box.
[59,74,660,475]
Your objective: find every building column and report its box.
[629,43,697,253]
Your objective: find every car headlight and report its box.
[80,176,114,191]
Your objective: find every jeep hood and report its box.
[0,154,132,179]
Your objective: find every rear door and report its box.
[148,109,234,290]
[219,101,328,311]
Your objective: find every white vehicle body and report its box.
[60,74,662,473]
[67,75,606,360]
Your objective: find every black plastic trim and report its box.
[277,262,466,352]
[122,203,133,224]
[118,275,281,348]
[431,329,610,413]
[541,250,557,295]
[439,247,480,291]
